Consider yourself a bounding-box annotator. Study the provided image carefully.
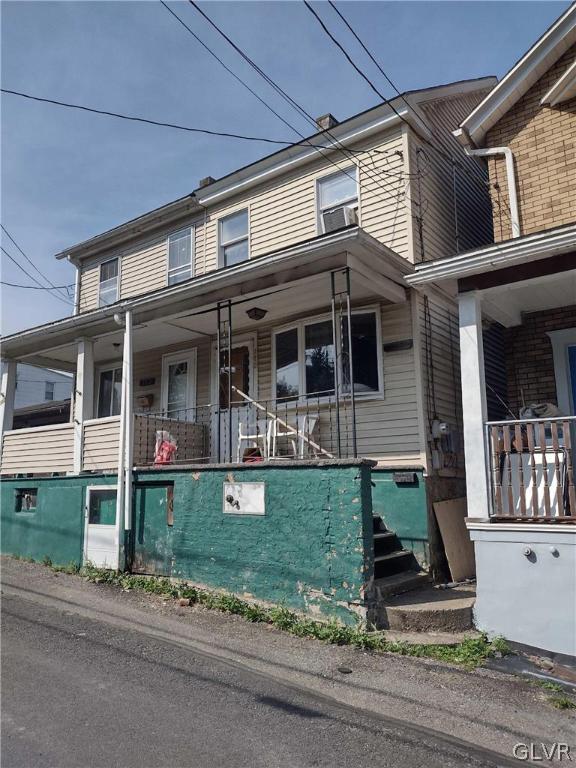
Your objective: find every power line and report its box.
[0,246,73,306]
[1,280,74,290]
[1,224,71,301]
[185,1,408,211]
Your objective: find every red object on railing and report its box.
[154,430,178,465]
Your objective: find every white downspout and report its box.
[123,310,133,535]
[68,255,81,315]
[464,146,520,238]
[114,312,127,570]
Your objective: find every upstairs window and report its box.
[219,209,249,267]
[99,258,119,306]
[44,381,54,401]
[318,168,358,233]
[168,228,194,285]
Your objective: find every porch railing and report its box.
[486,416,576,521]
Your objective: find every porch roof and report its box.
[2,226,411,369]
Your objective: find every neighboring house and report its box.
[0,77,497,624]
[408,4,576,655]
[12,363,72,410]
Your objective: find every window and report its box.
[99,258,119,306]
[44,381,55,401]
[219,209,249,267]
[88,489,117,525]
[97,367,122,418]
[274,310,381,401]
[15,488,37,512]
[318,167,358,232]
[161,350,196,420]
[168,228,193,285]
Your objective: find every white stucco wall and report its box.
[469,524,576,657]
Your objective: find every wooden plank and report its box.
[433,498,476,581]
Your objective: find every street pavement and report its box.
[1,558,573,767]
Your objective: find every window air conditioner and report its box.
[322,205,358,234]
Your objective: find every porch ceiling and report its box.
[3,228,409,368]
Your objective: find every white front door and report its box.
[161,349,197,421]
[84,487,118,569]
[212,337,256,462]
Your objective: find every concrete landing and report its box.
[374,585,476,633]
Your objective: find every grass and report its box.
[548,695,576,710]
[13,556,509,669]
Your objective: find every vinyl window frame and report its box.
[316,166,359,234]
[218,208,250,268]
[98,257,120,307]
[166,226,195,286]
[272,306,383,404]
[95,363,123,419]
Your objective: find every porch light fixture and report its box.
[246,307,267,321]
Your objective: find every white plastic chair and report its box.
[270,414,319,459]
[237,419,271,462]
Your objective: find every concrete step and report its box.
[373,531,398,557]
[383,586,476,633]
[374,549,418,579]
[369,571,430,601]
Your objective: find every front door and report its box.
[131,483,174,576]
[212,339,255,462]
[161,349,197,421]
[84,487,118,569]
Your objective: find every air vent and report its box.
[322,205,358,234]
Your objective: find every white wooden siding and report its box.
[0,424,74,474]
[82,417,120,471]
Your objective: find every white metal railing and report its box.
[486,416,576,521]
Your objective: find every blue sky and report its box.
[1,0,569,335]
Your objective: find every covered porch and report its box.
[1,227,415,477]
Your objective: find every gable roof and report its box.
[456,3,576,148]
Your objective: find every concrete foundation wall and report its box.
[469,525,576,656]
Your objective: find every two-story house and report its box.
[409,3,576,654]
[0,76,496,625]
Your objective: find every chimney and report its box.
[315,113,339,131]
[198,176,216,188]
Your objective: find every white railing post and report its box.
[0,360,17,464]
[73,339,94,474]
[458,291,491,520]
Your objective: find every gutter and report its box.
[463,145,520,238]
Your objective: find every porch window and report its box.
[274,310,381,400]
[317,167,358,233]
[98,258,119,306]
[219,209,249,267]
[97,367,122,418]
[168,228,194,285]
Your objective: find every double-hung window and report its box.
[97,367,122,418]
[219,209,249,267]
[274,310,381,401]
[99,258,119,306]
[317,167,358,233]
[44,381,54,401]
[168,228,194,285]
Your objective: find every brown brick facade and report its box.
[504,304,576,415]
[485,44,576,242]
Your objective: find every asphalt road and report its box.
[1,593,513,768]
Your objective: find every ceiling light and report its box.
[246,307,267,321]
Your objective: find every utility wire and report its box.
[1,224,71,301]
[1,280,74,290]
[0,246,73,306]
[185,0,410,205]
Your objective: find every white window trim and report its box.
[272,306,383,404]
[547,328,576,415]
[217,207,250,268]
[166,226,195,286]
[161,348,198,421]
[98,257,120,307]
[95,362,123,419]
[316,166,360,235]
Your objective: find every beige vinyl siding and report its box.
[82,417,120,471]
[77,128,410,310]
[258,302,421,466]
[407,91,493,263]
[417,290,464,473]
[0,424,74,475]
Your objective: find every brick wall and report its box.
[504,304,576,414]
[485,44,576,242]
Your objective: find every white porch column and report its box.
[458,291,491,519]
[73,339,95,474]
[115,310,133,570]
[0,360,17,462]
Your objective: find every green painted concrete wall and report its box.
[0,475,116,566]
[370,469,429,566]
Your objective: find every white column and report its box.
[0,360,17,462]
[123,311,133,532]
[115,310,133,571]
[458,291,491,519]
[73,339,95,474]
